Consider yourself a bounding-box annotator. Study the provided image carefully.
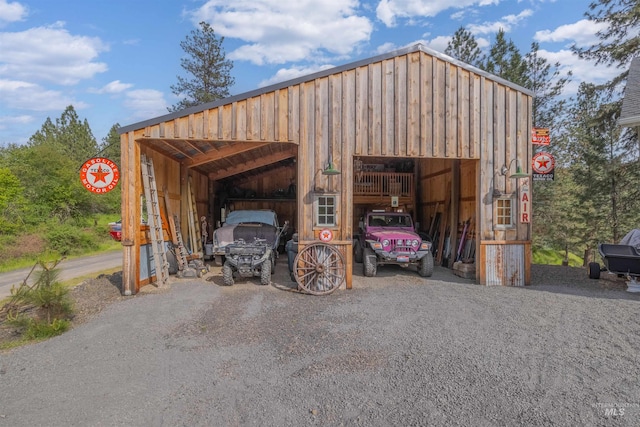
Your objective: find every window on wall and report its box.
[496,198,513,227]
[315,195,336,227]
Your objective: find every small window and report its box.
[496,197,513,227]
[315,195,336,227]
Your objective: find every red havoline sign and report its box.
[80,157,120,193]
[531,127,550,145]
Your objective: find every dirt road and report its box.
[0,250,122,299]
[0,262,639,426]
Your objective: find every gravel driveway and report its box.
[1,260,639,426]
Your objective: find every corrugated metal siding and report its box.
[485,243,525,286]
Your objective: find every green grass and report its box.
[0,213,122,273]
[532,247,584,267]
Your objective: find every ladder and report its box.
[172,214,189,271]
[162,187,188,271]
[141,154,169,287]
[187,176,203,258]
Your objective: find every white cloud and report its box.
[467,9,533,35]
[0,21,108,85]
[376,0,500,27]
[537,48,619,95]
[0,0,27,25]
[375,42,398,55]
[534,19,607,48]
[189,0,372,65]
[426,36,452,53]
[258,64,336,87]
[0,114,33,132]
[89,80,133,95]
[0,78,86,111]
[123,89,169,120]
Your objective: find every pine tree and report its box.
[169,22,235,112]
[526,42,572,129]
[483,29,530,88]
[445,26,484,67]
[28,106,98,164]
[572,0,640,89]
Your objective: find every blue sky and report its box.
[0,0,620,146]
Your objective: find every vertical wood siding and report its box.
[121,47,532,292]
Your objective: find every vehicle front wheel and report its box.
[588,262,601,279]
[271,252,276,274]
[418,252,434,277]
[222,261,234,286]
[260,259,272,285]
[363,248,377,277]
[354,241,363,263]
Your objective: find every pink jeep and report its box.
[354,211,433,277]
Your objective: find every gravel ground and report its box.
[0,260,639,426]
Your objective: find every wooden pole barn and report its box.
[117,44,533,295]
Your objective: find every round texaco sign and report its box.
[532,151,555,174]
[80,157,120,194]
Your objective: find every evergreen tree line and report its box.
[445,0,639,261]
[0,3,637,264]
[0,106,121,235]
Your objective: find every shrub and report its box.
[45,224,96,256]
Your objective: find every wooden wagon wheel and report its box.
[293,242,345,295]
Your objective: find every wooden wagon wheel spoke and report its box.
[293,242,345,295]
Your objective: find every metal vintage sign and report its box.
[518,178,531,223]
[80,157,120,193]
[532,151,555,181]
[531,127,550,145]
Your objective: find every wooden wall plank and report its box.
[420,54,433,157]
[445,62,457,158]
[247,96,259,141]
[261,93,275,141]
[355,66,368,155]
[480,77,494,241]
[330,73,342,190]
[395,55,408,156]
[382,59,395,156]
[459,70,470,158]
[369,62,382,156]
[433,58,445,157]
[289,85,299,143]
[407,52,421,157]
[236,100,246,141]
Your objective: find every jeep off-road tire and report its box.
[222,261,234,286]
[588,262,601,279]
[418,252,434,277]
[260,258,272,285]
[271,252,276,274]
[354,241,363,263]
[363,248,377,277]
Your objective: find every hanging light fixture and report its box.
[322,154,341,175]
[500,159,528,179]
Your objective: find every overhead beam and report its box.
[209,148,297,180]
[184,141,273,167]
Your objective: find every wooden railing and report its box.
[353,172,414,196]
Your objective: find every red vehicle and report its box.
[354,211,433,277]
[108,220,122,241]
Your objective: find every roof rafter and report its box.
[209,147,297,180]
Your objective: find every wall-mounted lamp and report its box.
[322,155,341,175]
[500,159,529,179]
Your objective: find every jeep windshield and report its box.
[368,214,413,228]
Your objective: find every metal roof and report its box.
[620,57,640,128]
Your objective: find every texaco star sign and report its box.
[80,157,120,194]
